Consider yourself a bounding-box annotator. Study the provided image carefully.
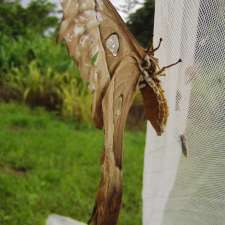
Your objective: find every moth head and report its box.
[143,38,182,77]
[141,38,163,75]
[141,53,182,79]
[141,54,159,75]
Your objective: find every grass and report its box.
[0,102,145,225]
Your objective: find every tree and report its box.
[119,0,143,15]
[127,0,155,47]
[0,0,58,38]
[0,0,67,75]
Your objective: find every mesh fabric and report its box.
[143,0,225,224]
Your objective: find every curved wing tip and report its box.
[150,122,166,136]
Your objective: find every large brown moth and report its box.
[59,0,181,225]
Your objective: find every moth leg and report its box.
[137,64,149,89]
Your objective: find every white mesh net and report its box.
[143,0,225,225]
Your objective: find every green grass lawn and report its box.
[0,103,145,225]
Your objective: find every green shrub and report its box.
[1,61,92,125]
[0,34,77,76]
[0,1,99,128]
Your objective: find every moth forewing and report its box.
[59,0,111,128]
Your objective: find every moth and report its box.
[59,1,181,225]
[180,134,188,157]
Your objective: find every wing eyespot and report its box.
[105,33,120,57]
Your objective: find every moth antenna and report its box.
[156,59,182,75]
[151,38,163,53]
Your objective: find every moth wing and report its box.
[59,0,111,128]
[98,0,169,134]
[97,0,145,74]
[141,80,169,135]
[59,0,168,134]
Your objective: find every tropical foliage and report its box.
[0,0,93,124]
[0,0,153,126]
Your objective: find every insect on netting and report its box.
[143,0,225,224]
[59,0,178,224]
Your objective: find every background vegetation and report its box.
[0,103,145,225]
[127,0,155,47]
[0,0,155,224]
[0,0,155,126]
[0,0,92,125]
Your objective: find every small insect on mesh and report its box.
[143,0,225,225]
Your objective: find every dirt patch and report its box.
[0,163,30,176]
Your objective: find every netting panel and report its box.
[143,0,225,225]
